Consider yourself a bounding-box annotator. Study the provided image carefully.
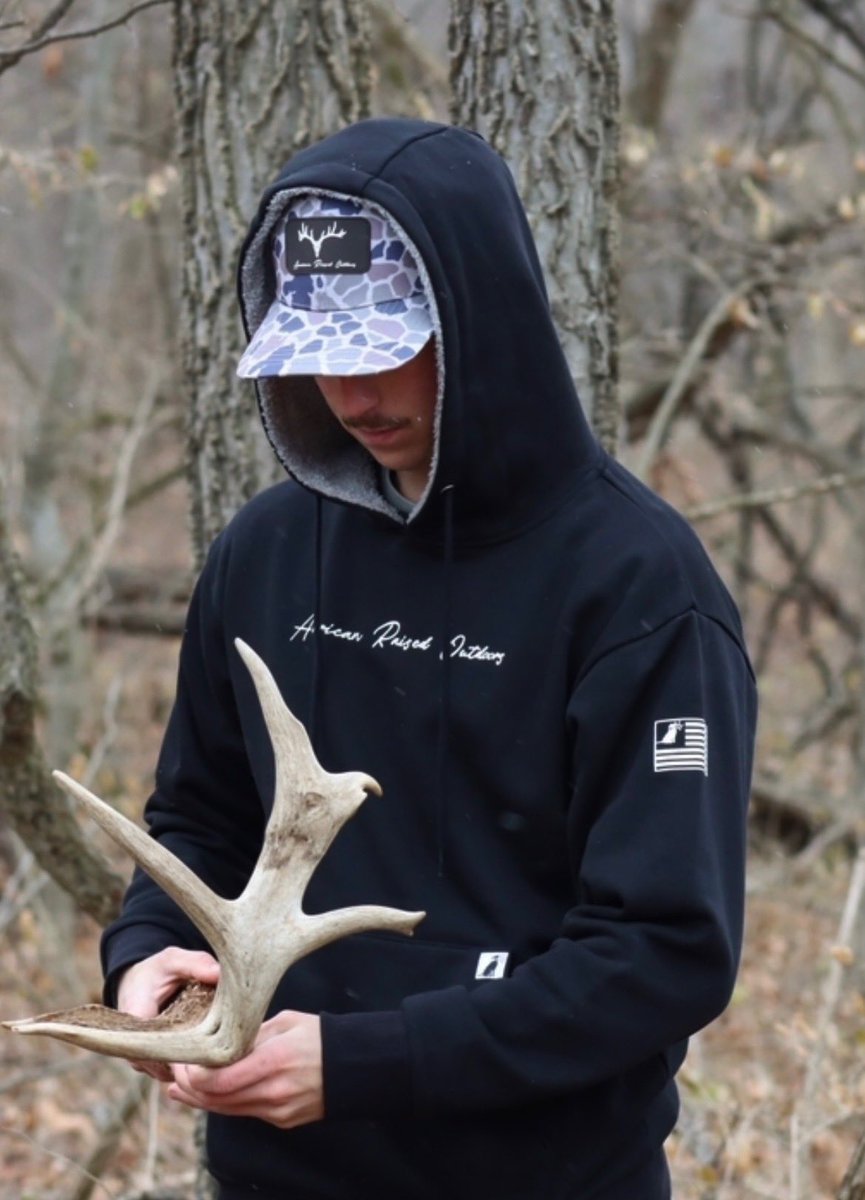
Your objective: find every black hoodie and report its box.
[102,119,757,1200]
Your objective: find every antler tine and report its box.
[306,904,424,951]
[234,637,381,896]
[235,636,379,794]
[236,638,324,791]
[3,1004,225,1063]
[51,771,233,960]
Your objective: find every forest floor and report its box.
[1,635,864,1199]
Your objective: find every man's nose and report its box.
[337,375,380,413]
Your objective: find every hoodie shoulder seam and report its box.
[575,606,754,690]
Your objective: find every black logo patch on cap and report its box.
[286,218,371,275]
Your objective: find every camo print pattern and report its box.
[237,196,432,378]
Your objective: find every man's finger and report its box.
[173,1047,275,1098]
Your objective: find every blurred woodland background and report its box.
[1,0,865,1197]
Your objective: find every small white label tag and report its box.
[475,951,510,980]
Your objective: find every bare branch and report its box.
[367,0,448,97]
[695,400,863,648]
[18,0,77,42]
[0,1124,115,1200]
[749,775,845,855]
[799,0,865,60]
[0,842,47,937]
[684,465,865,522]
[86,604,186,637]
[74,565,192,640]
[756,505,861,642]
[635,279,762,480]
[116,1186,191,1200]
[794,845,865,1195]
[840,1120,865,1197]
[0,0,77,74]
[0,0,170,77]
[39,461,186,612]
[0,1056,89,1097]
[51,376,160,621]
[766,3,865,89]
[68,1075,149,1200]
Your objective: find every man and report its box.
[103,118,757,1199]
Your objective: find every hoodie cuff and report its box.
[321,1009,412,1119]
[102,965,127,1008]
[101,951,155,1007]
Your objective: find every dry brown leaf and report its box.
[829,944,854,966]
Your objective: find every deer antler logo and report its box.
[297,221,347,259]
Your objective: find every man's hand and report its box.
[167,1010,324,1129]
[116,947,220,1082]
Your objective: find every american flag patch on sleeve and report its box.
[653,718,708,776]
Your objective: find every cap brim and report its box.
[237,296,433,378]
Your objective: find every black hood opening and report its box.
[237,118,601,543]
[239,184,446,527]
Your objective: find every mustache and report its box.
[342,416,408,431]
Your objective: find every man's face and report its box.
[314,339,438,502]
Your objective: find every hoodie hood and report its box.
[237,118,601,542]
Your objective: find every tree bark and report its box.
[0,488,124,928]
[449,0,621,451]
[172,0,372,565]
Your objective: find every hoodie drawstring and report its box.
[435,484,455,876]
[310,494,324,747]
[308,487,454,877]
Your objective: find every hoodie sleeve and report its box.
[321,608,756,1117]
[100,535,265,998]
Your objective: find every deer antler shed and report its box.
[3,640,425,1066]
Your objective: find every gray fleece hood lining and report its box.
[240,186,445,524]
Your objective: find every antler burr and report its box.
[3,639,425,1066]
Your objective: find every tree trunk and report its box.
[172,0,372,565]
[22,5,121,768]
[449,0,621,451]
[625,0,697,133]
[0,486,124,928]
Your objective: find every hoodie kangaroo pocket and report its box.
[267,930,489,1017]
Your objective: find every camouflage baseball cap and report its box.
[237,195,433,378]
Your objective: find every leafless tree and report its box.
[0,480,123,925]
[174,0,372,562]
[449,0,621,450]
